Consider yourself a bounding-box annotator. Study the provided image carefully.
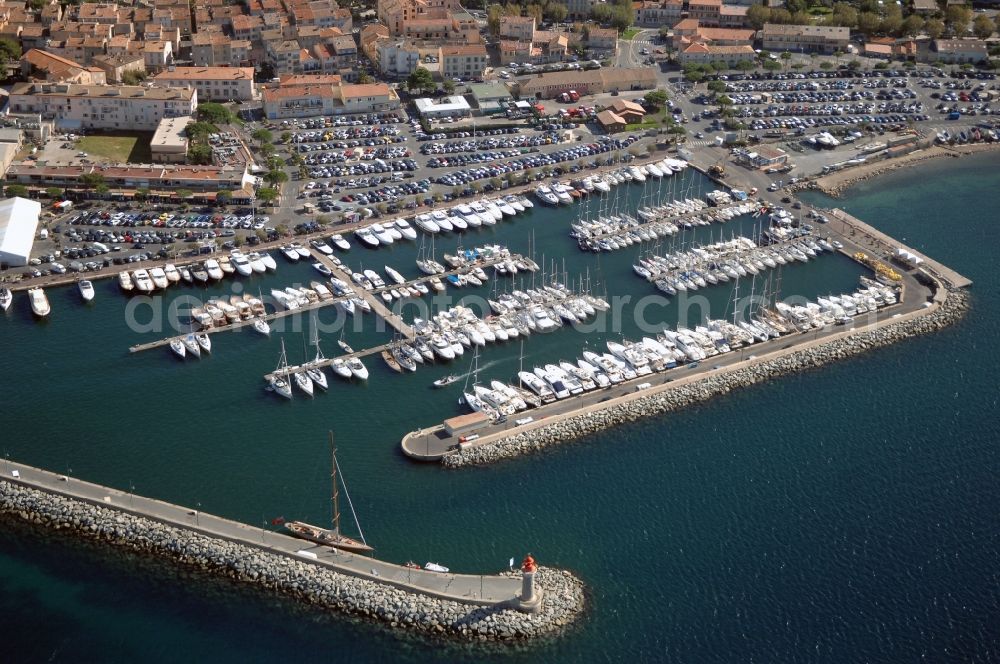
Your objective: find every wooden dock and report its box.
[309,248,415,340]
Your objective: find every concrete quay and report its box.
[0,460,587,640]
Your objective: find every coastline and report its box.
[0,474,586,642]
[805,142,1000,197]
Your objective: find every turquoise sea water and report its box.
[0,157,997,662]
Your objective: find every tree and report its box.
[780,51,792,62]
[545,2,568,22]
[945,5,972,36]
[857,11,880,37]
[901,15,924,38]
[830,2,858,28]
[79,173,105,189]
[251,128,273,148]
[785,0,805,13]
[281,131,292,144]
[973,14,994,40]
[747,4,771,30]
[184,121,217,140]
[925,18,945,40]
[442,78,456,94]
[0,37,21,63]
[406,67,436,95]
[196,102,236,125]
[880,5,903,36]
[5,184,28,198]
[175,188,193,199]
[94,184,109,195]
[267,155,284,171]
[644,89,669,108]
[121,70,148,85]
[45,187,63,199]
[487,3,503,36]
[256,187,279,204]
[189,143,212,165]
[819,60,834,69]
[135,188,150,201]
[769,8,791,24]
[525,3,543,25]
[216,190,232,205]
[265,169,288,187]
[762,58,781,71]
[357,70,374,84]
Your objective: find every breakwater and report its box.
[0,477,585,641]
[443,286,970,468]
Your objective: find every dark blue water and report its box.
[1,157,998,662]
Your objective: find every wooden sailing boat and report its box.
[285,433,373,553]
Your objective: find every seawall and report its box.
[0,474,585,641]
[442,286,969,468]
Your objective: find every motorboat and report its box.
[313,262,333,277]
[217,256,235,275]
[355,227,380,247]
[28,287,50,317]
[371,224,395,244]
[535,185,560,206]
[424,562,449,573]
[132,269,154,293]
[433,374,460,388]
[330,234,352,251]
[311,239,334,255]
[281,245,299,261]
[252,318,270,335]
[414,214,439,234]
[191,265,209,283]
[78,280,95,302]
[164,264,181,283]
[330,359,353,379]
[204,259,224,280]
[231,252,253,276]
[0,287,10,312]
[395,219,418,240]
[292,243,311,259]
[385,265,406,285]
[118,271,134,292]
[346,357,369,380]
[247,253,267,273]
[260,252,277,271]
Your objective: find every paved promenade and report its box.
[1,460,521,605]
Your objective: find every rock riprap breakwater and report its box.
[443,288,970,468]
[0,480,586,641]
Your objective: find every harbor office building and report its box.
[4,164,255,199]
[7,83,197,131]
[760,23,850,55]
[261,81,400,119]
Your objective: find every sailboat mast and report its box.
[330,432,340,534]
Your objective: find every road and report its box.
[615,29,658,69]
[1,459,523,604]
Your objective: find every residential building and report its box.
[150,115,192,164]
[8,83,197,131]
[141,40,174,72]
[375,39,422,77]
[499,15,535,42]
[912,0,937,14]
[678,42,756,65]
[932,39,988,63]
[153,66,258,102]
[515,67,657,99]
[439,44,488,80]
[566,0,596,19]
[262,81,400,118]
[587,27,618,54]
[20,49,105,85]
[191,32,251,67]
[761,23,850,54]
[634,0,684,27]
[90,53,146,84]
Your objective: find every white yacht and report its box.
[331,234,352,251]
[293,370,315,397]
[347,357,369,380]
[163,264,181,283]
[204,259,224,280]
[0,287,11,312]
[355,227,380,247]
[371,224,395,244]
[385,265,406,285]
[394,219,418,240]
[132,269,154,293]
[330,358,353,379]
[535,185,559,206]
[169,338,186,359]
[78,280,95,302]
[28,287,50,317]
[149,267,169,289]
[231,252,253,276]
[281,245,300,261]
[118,271,134,292]
[260,252,277,271]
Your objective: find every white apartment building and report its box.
[7,83,197,131]
[152,66,258,101]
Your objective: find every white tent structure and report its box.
[0,197,43,267]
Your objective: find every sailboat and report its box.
[284,433,373,553]
[268,340,293,399]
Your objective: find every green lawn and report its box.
[76,133,153,164]
[621,28,641,40]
